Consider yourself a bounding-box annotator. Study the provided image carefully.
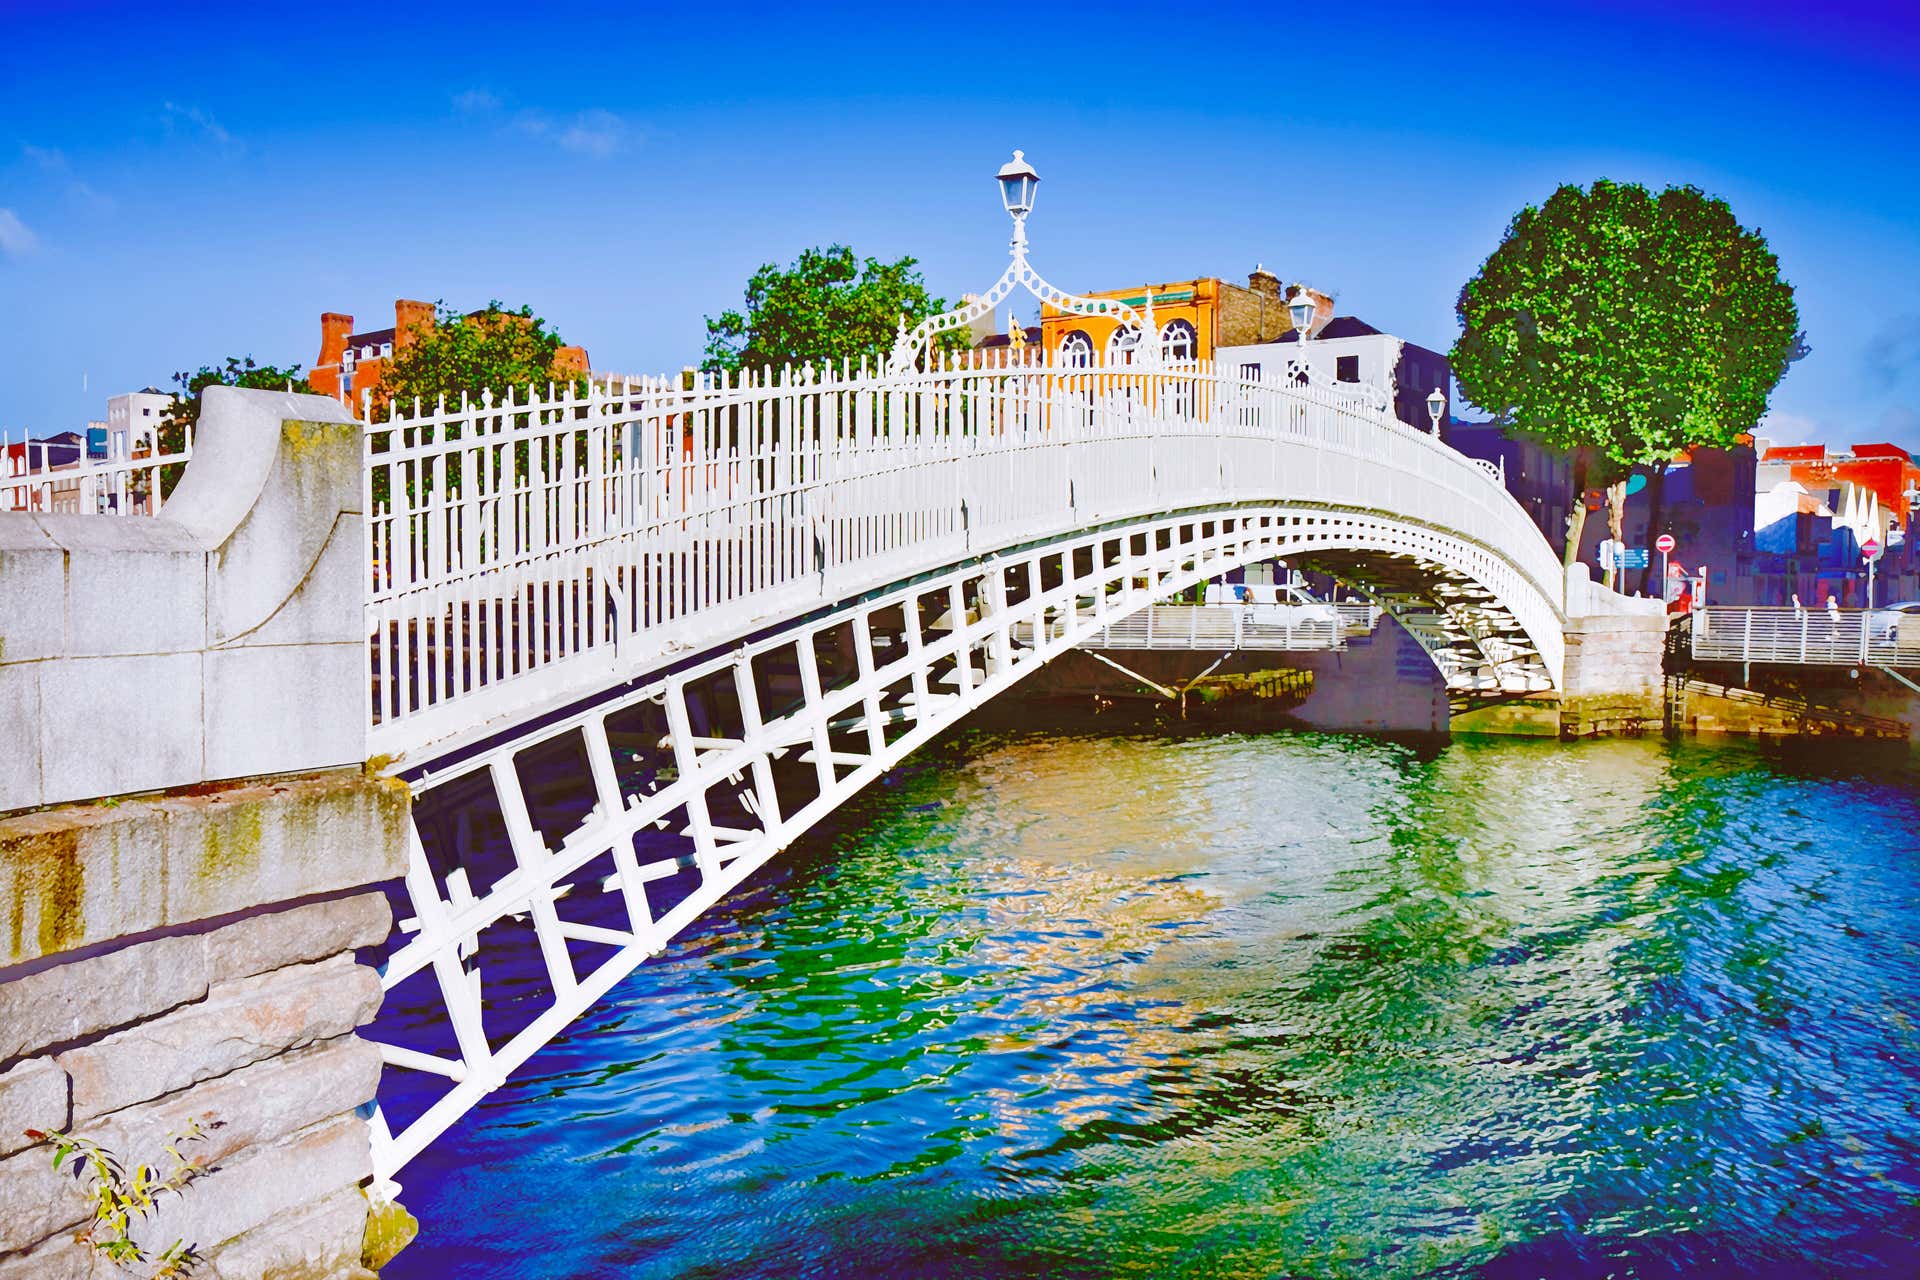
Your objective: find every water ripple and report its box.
[388,730,1920,1279]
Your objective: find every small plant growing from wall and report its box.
[21,1122,209,1277]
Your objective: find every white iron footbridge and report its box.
[354,150,1609,1185]
[360,344,1583,1181]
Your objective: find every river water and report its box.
[385,726,1920,1279]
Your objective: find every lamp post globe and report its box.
[1426,386,1447,434]
[996,150,1039,218]
[1287,287,1317,339]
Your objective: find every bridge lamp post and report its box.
[1288,288,1316,382]
[997,150,1040,254]
[1426,386,1447,436]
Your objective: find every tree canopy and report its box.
[166,355,312,424]
[1452,180,1804,572]
[378,301,579,413]
[702,244,966,374]
[158,356,313,495]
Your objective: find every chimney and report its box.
[394,299,436,351]
[1248,264,1281,297]
[318,312,353,369]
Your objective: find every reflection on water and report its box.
[385,729,1920,1279]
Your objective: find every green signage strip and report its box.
[1114,290,1195,307]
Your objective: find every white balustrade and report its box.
[362,351,1568,757]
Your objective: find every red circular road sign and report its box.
[1655,534,1676,554]
[1863,536,1883,561]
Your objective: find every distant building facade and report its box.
[969,306,1046,364]
[1748,441,1920,606]
[1216,283,1453,436]
[105,387,170,458]
[1443,421,1575,551]
[309,299,591,407]
[1038,268,1296,366]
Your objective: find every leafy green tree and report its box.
[1453,180,1805,588]
[702,244,968,375]
[157,356,313,497]
[377,301,579,415]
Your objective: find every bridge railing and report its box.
[364,351,1566,755]
[1,426,193,516]
[1692,605,1920,668]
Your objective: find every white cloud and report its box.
[1755,410,1824,446]
[514,107,629,158]
[0,209,39,258]
[21,144,112,212]
[1864,314,1920,391]
[162,101,235,148]
[461,91,632,159]
[1879,405,1920,440]
[555,109,626,157]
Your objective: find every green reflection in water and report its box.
[391,728,1920,1280]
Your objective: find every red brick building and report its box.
[309,299,590,407]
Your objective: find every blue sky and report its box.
[3,0,1917,448]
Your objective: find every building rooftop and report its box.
[1274,316,1385,341]
[1762,442,1915,464]
[977,326,1043,349]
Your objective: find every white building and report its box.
[1217,288,1452,435]
[105,387,172,458]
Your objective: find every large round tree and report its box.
[1452,180,1805,591]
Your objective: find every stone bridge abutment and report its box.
[0,388,411,1279]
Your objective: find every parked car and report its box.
[1203,580,1340,629]
[1868,600,1920,640]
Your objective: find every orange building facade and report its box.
[310,299,590,407]
[1037,268,1298,364]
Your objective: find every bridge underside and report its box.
[1297,548,1553,696]
[367,503,1561,1183]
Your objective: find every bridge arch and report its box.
[366,402,1572,1177]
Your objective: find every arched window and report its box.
[1106,325,1141,363]
[1159,319,1197,362]
[1058,330,1094,369]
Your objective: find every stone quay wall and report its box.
[1557,610,1670,737]
[0,389,411,1278]
[1452,583,1670,738]
[0,770,407,1279]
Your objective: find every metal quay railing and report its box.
[1083,603,1348,652]
[1691,604,1920,669]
